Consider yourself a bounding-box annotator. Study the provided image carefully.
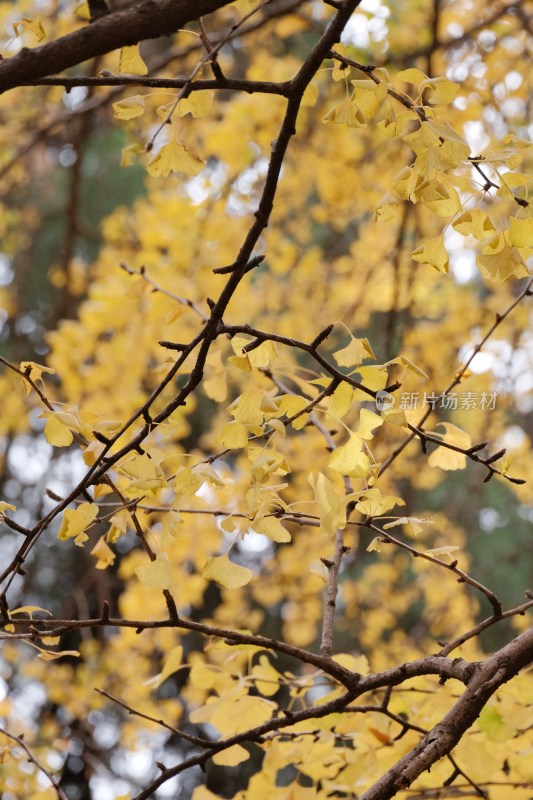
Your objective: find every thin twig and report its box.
[366,522,503,616]
[120,262,209,321]
[379,276,533,476]
[96,689,214,747]
[0,727,69,800]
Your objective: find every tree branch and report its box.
[0,0,234,94]
[0,727,69,800]
[359,626,533,800]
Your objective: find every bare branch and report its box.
[0,727,69,800]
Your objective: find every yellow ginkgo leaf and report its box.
[405,124,469,178]
[374,191,399,221]
[40,636,60,646]
[385,355,429,379]
[377,108,415,138]
[25,639,80,661]
[428,423,471,471]
[482,133,530,169]
[350,76,388,121]
[367,536,383,552]
[202,553,253,589]
[93,483,113,499]
[301,83,319,108]
[135,553,174,590]
[154,100,176,123]
[436,124,471,163]
[119,45,148,75]
[358,409,384,440]
[327,382,353,421]
[158,644,184,683]
[383,517,431,536]
[44,413,74,447]
[332,652,370,675]
[328,434,371,478]
[194,463,225,488]
[420,76,460,105]
[397,67,427,86]
[173,467,204,500]
[37,647,80,661]
[331,44,348,80]
[13,17,46,42]
[19,361,55,395]
[210,694,274,736]
[424,545,460,562]
[322,99,366,128]
[309,472,348,536]
[76,1,91,20]
[146,645,184,688]
[147,139,206,178]
[477,243,527,284]
[227,353,252,372]
[242,339,277,369]
[251,654,283,696]
[267,418,285,436]
[250,449,289,481]
[212,744,250,767]
[452,209,496,240]
[0,502,16,515]
[482,232,506,256]
[118,453,166,495]
[106,509,134,543]
[391,166,421,200]
[113,96,145,120]
[509,217,532,249]
[276,394,310,430]
[382,407,408,426]
[478,705,515,742]
[253,516,291,543]
[333,336,375,368]
[9,605,51,618]
[355,488,404,516]
[411,236,449,273]
[57,503,98,544]
[228,388,264,428]
[120,143,143,167]
[353,367,389,399]
[403,357,429,378]
[416,180,461,217]
[216,421,249,449]
[178,90,214,118]
[90,537,116,570]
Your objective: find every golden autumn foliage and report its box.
[0,1,531,799]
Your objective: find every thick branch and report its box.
[0,0,233,94]
[22,75,292,96]
[360,626,533,800]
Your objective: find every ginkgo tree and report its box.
[0,0,532,798]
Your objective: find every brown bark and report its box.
[0,0,234,94]
[360,626,533,800]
